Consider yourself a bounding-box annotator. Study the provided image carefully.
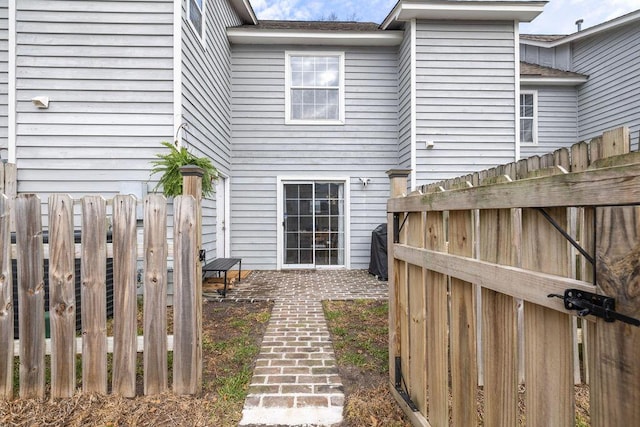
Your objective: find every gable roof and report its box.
[227,20,404,46]
[520,61,588,86]
[382,0,546,30]
[229,0,258,25]
[521,9,640,48]
[245,20,381,31]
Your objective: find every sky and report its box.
[249,0,640,34]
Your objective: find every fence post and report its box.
[0,194,12,400]
[386,169,410,386]
[175,166,203,394]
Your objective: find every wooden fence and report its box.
[0,169,204,399]
[387,126,640,426]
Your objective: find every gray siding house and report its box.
[520,10,640,153]
[0,0,638,271]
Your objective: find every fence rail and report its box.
[0,189,201,399]
[387,126,640,426]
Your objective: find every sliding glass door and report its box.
[283,181,345,268]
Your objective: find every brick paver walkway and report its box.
[209,270,387,427]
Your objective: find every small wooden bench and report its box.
[202,258,242,297]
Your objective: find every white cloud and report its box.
[520,0,639,34]
[250,0,399,23]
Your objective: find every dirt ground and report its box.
[0,300,272,427]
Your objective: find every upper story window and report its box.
[188,0,204,40]
[285,52,345,125]
[520,91,538,144]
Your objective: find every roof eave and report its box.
[226,28,405,46]
[521,9,640,48]
[382,0,547,30]
[229,0,258,25]
[520,77,588,86]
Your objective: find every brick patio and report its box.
[208,270,387,427]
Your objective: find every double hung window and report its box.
[189,0,204,40]
[520,91,538,144]
[286,52,345,124]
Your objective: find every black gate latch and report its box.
[548,289,640,327]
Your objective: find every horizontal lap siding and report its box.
[16,0,174,198]
[520,85,578,158]
[573,24,640,148]
[520,43,571,71]
[0,3,7,159]
[182,1,240,258]
[231,45,399,270]
[415,21,516,184]
[398,24,411,172]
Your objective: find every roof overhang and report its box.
[382,0,547,29]
[226,28,405,46]
[521,9,640,48]
[229,0,258,25]
[520,76,588,86]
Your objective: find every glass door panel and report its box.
[283,181,345,268]
[284,183,314,266]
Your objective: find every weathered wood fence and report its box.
[387,126,640,426]
[0,169,204,399]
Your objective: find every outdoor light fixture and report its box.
[359,177,371,187]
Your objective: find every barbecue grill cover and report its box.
[368,223,388,280]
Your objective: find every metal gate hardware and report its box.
[393,213,409,244]
[535,208,595,267]
[394,357,419,412]
[548,289,640,327]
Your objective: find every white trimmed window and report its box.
[188,0,204,40]
[285,52,345,124]
[520,91,538,144]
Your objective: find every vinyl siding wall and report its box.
[231,45,398,270]
[573,24,640,148]
[181,0,240,258]
[415,20,516,184]
[15,0,174,204]
[520,85,578,158]
[0,3,7,160]
[398,24,412,171]
[520,43,571,71]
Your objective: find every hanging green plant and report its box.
[150,141,218,198]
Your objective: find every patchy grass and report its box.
[323,300,410,427]
[2,300,272,427]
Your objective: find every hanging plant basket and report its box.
[150,141,218,198]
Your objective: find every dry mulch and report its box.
[1,300,272,427]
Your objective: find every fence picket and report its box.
[173,195,198,395]
[0,195,12,399]
[591,127,640,426]
[407,208,426,413]
[112,195,138,397]
[144,195,168,395]
[48,194,76,398]
[479,176,518,426]
[448,200,477,426]
[81,196,107,394]
[15,194,45,398]
[522,166,574,426]
[425,208,448,426]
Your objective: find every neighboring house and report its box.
[0,1,637,271]
[520,10,640,153]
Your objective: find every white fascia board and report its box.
[229,0,258,24]
[382,1,546,29]
[521,10,640,48]
[227,29,404,46]
[520,77,588,86]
